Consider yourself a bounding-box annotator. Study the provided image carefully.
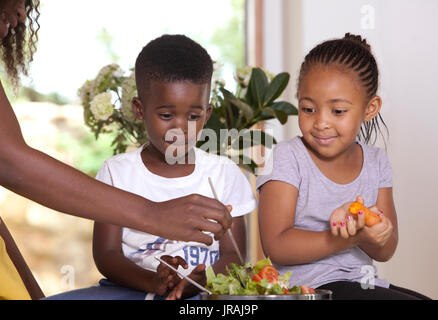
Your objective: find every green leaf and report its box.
[271,101,298,115]
[247,68,268,109]
[274,110,288,124]
[219,87,236,101]
[263,72,290,105]
[230,98,254,120]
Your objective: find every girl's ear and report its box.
[131,97,145,120]
[364,96,382,122]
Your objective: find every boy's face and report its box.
[132,80,212,158]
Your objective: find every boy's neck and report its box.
[140,144,196,178]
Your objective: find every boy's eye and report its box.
[188,114,202,121]
[159,113,173,120]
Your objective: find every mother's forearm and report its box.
[0,144,154,231]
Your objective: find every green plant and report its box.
[78,64,297,174]
[203,66,297,173]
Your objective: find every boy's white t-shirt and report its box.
[96,146,257,277]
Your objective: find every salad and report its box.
[205,258,316,295]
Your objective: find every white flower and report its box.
[120,72,139,122]
[78,79,96,104]
[89,92,114,121]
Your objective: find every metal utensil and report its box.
[208,177,245,265]
[155,256,212,295]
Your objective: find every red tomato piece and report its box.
[300,285,316,294]
[252,274,263,282]
[258,265,279,284]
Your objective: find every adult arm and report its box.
[258,180,356,265]
[0,81,231,244]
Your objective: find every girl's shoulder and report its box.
[358,141,390,164]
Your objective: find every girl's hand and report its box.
[330,199,365,239]
[357,213,393,248]
[155,255,188,296]
[165,264,206,300]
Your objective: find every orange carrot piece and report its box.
[349,201,381,227]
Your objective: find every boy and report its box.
[79,35,256,300]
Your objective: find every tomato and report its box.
[300,285,316,294]
[283,287,290,294]
[258,265,279,284]
[252,274,263,282]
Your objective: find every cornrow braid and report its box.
[298,33,388,146]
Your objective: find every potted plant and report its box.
[78,64,297,174]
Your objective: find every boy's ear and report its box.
[131,97,145,120]
[205,103,213,122]
[364,96,382,122]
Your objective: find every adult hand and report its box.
[149,194,232,245]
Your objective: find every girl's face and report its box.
[298,65,377,160]
[132,80,212,160]
[0,0,26,39]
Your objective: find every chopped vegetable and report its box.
[349,201,381,226]
[205,258,315,295]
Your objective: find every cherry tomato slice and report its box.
[252,274,263,282]
[258,265,279,284]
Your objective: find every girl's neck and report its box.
[141,143,196,178]
[302,138,363,185]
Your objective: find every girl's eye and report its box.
[333,109,347,115]
[300,106,315,114]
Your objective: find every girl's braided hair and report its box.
[298,33,388,145]
[1,0,40,87]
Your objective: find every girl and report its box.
[256,33,430,300]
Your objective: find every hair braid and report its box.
[297,33,388,145]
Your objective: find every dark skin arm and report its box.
[355,188,398,262]
[166,214,247,299]
[0,218,45,299]
[93,212,246,298]
[258,181,356,265]
[0,81,231,244]
[259,181,398,265]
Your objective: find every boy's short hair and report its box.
[135,34,213,98]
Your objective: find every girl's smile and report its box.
[298,65,367,161]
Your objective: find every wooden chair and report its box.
[0,217,45,299]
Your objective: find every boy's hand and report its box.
[165,264,206,300]
[154,255,188,296]
[151,194,232,245]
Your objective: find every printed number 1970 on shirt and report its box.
[183,246,219,266]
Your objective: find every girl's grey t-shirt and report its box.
[256,136,392,288]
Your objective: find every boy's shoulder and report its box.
[102,146,142,167]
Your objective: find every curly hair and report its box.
[1,0,40,87]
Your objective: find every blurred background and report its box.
[1,0,437,299]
